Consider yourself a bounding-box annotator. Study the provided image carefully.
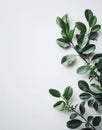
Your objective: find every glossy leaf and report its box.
[67,119,82,129]
[90,83,102,94]
[79,93,91,100]
[91,53,102,61]
[91,25,101,32]
[89,32,98,40]
[63,86,73,100]
[96,58,102,72]
[88,99,95,107]
[78,80,90,92]
[70,113,77,119]
[92,116,101,126]
[93,101,98,111]
[68,29,74,41]
[83,44,95,55]
[56,17,66,30]
[89,16,97,27]
[76,22,87,32]
[87,116,93,122]
[56,38,70,48]
[77,65,90,74]
[85,9,93,23]
[79,101,85,115]
[49,89,61,97]
[53,101,65,107]
[61,54,76,66]
[62,14,68,24]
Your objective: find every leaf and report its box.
[92,116,101,126]
[90,83,102,94]
[91,53,102,61]
[89,32,98,40]
[77,65,90,74]
[68,29,74,41]
[49,89,61,97]
[91,25,101,32]
[85,9,93,23]
[93,101,98,111]
[67,119,82,129]
[81,128,93,130]
[70,113,77,119]
[77,33,89,49]
[63,86,73,100]
[87,116,93,122]
[53,101,64,107]
[78,80,90,92]
[79,101,85,115]
[61,30,67,38]
[76,22,87,32]
[62,14,68,24]
[56,38,70,48]
[89,16,97,27]
[56,17,66,30]
[88,99,95,107]
[79,93,91,100]
[61,54,76,66]
[83,44,95,55]
[96,58,102,72]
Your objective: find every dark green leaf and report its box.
[76,22,87,32]
[67,119,82,129]
[63,86,73,100]
[89,16,97,27]
[78,80,90,92]
[79,101,85,115]
[88,99,95,107]
[92,116,101,126]
[89,32,98,40]
[85,9,93,23]
[96,58,102,72]
[81,128,93,130]
[77,65,90,74]
[77,33,88,49]
[68,29,74,41]
[61,54,76,66]
[56,17,66,30]
[61,30,67,38]
[91,25,101,32]
[93,101,98,111]
[79,93,91,100]
[87,116,93,122]
[56,38,70,48]
[90,83,102,94]
[53,101,64,107]
[70,113,77,119]
[83,44,95,55]
[49,89,61,97]
[91,53,102,61]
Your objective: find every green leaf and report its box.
[89,32,98,40]
[89,16,97,27]
[91,25,101,32]
[90,83,102,94]
[56,17,66,30]
[68,29,75,41]
[78,80,90,92]
[76,22,87,32]
[81,128,93,130]
[91,53,102,61]
[56,38,70,48]
[49,89,61,97]
[93,101,98,111]
[87,116,93,122]
[70,113,77,119]
[88,99,95,107]
[63,86,73,100]
[85,9,93,23]
[61,30,67,38]
[53,101,65,110]
[67,119,82,129]
[96,58,102,72]
[77,33,88,49]
[61,54,76,66]
[79,101,85,115]
[79,93,91,100]
[62,14,68,24]
[83,44,95,55]
[77,65,90,74]
[92,116,101,126]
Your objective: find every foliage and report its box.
[49,9,102,130]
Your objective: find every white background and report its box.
[0,0,102,130]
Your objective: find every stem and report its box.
[72,109,96,130]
